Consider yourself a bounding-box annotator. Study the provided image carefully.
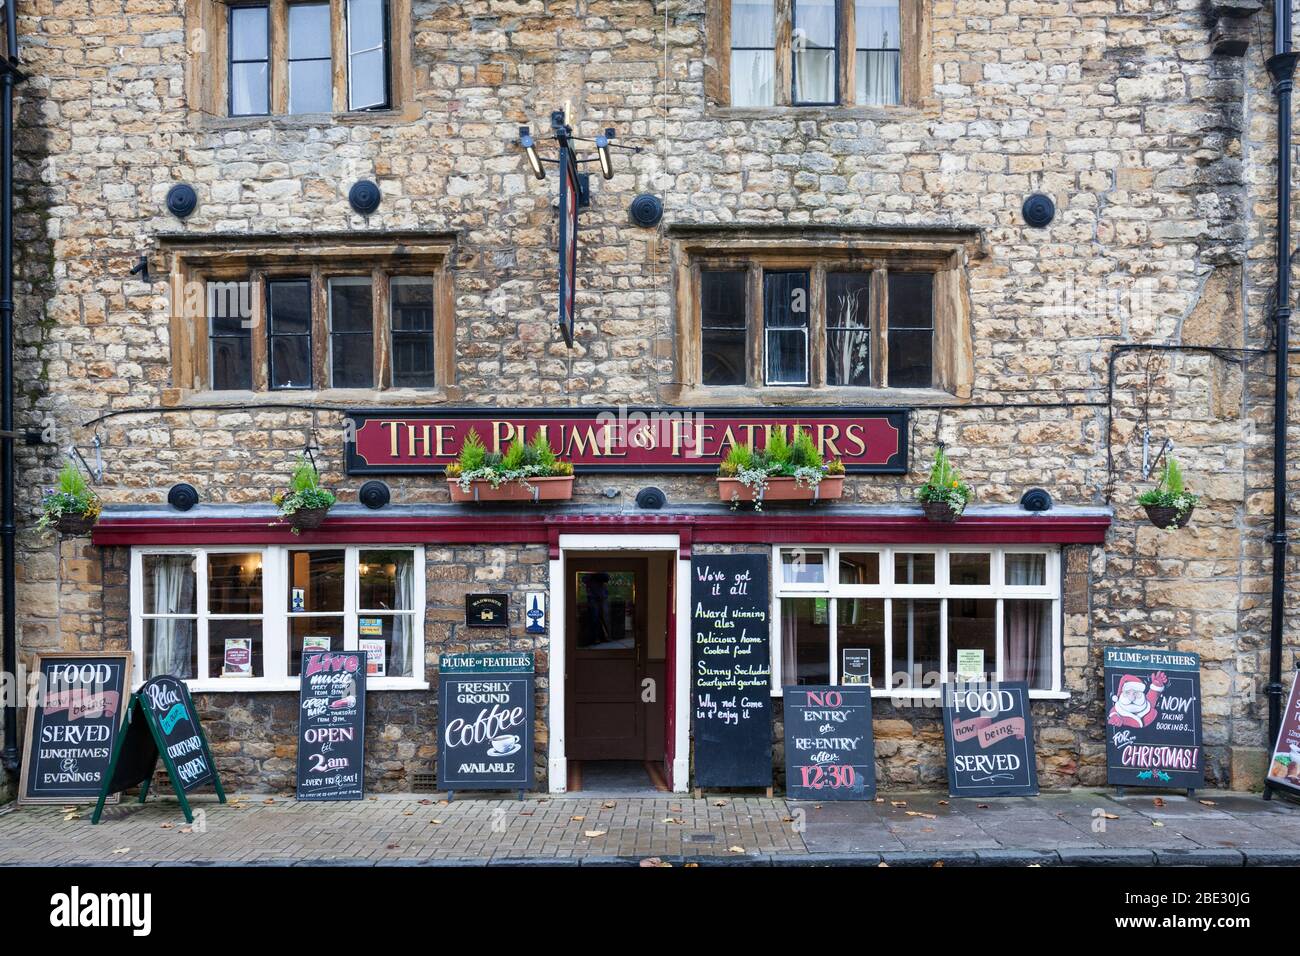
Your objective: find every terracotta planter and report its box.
[53,513,96,536]
[447,475,574,503]
[1144,503,1193,530]
[921,500,963,523]
[286,506,330,532]
[716,475,844,504]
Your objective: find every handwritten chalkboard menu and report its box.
[692,553,772,789]
[783,685,875,800]
[19,653,130,804]
[1104,647,1204,791]
[297,651,367,801]
[92,674,225,825]
[943,681,1039,797]
[438,653,534,795]
[1266,668,1300,797]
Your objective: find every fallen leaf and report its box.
[781,816,795,823]
[518,809,534,817]
[111,847,130,855]
[1152,798,1165,808]
[1198,799,1217,807]
[1101,812,1119,820]
[728,845,745,853]
[683,862,699,868]
[570,815,585,822]
[179,827,193,834]
[584,830,607,838]
[663,817,685,825]
[263,799,275,805]
[874,797,885,803]
[640,857,672,868]
[713,800,729,807]
[159,823,174,829]
[890,800,907,808]
[62,812,80,822]
[386,843,401,849]
[402,811,414,817]
[430,819,442,825]
[906,811,937,820]
[976,804,989,810]
[418,799,432,805]
[603,801,617,809]
[1152,821,1165,828]
[921,827,935,833]
[932,861,944,868]
[938,800,950,806]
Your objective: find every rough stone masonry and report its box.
[1,0,1296,794]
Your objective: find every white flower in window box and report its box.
[445,432,575,504]
[716,426,845,510]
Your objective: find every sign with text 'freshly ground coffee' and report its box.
[943,681,1039,798]
[692,553,772,789]
[437,653,534,794]
[783,685,876,800]
[296,651,367,801]
[346,407,908,474]
[19,653,130,805]
[1104,647,1204,790]
[1266,668,1300,797]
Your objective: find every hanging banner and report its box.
[692,553,772,789]
[1103,647,1204,791]
[1266,668,1300,796]
[783,685,876,800]
[437,653,534,795]
[346,407,908,475]
[296,651,367,801]
[943,681,1039,797]
[19,653,131,805]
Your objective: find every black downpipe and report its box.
[1,0,17,777]
[1268,3,1298,754]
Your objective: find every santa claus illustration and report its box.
[1107,671,1167,728]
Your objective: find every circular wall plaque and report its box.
[629,194,664,227]
[1021,193,1055,228]
[359,480,391,510]
[348,180,382,215]
[167,482,200,512]
[166,183,198,219]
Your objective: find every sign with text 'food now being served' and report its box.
[942,681,1039,798]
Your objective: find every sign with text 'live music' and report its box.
[345,407,908,475]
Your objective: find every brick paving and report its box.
[0,789,1296,866]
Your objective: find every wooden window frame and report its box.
[164,234,456,403]
[187,0,412,120]
[671,231,974,403]
[706,0,929,108]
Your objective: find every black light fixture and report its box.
[516,108,640,193]
[519,126,545,180]
[595,128,615,180]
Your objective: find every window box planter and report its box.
[448,475,575,504]
[717,476,844,504]
[1143,504,1193,530]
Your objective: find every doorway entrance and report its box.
[564,550,673,791]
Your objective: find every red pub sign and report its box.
[345,407,909,475]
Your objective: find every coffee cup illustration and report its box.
[489,734,520,754]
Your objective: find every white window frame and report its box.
[130,544,427,692]
[770,544,1063,699]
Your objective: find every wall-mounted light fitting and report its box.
[519,127,545,180]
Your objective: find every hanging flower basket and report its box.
[53,513,98,537]
[448,475,574,503]
[1143,503,1193,530]
[273,455,337,535]
[921,500,963,523]
[287,506,331,532]
[716,475,844,504]
[1137,456,1198,531]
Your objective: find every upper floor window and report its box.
[712,0,923,108]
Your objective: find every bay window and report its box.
[131,545,426,690]
[773,545,1062,696]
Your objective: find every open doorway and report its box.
[564,550,673,793]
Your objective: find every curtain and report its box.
[855,0,900,104]
[1004,557,1050,688]
[150,556,195,679]
[731,0,775,106]
[793,0,836,102]
[389,553,413,679]
[828,283,871,386]
[781,600,799,688]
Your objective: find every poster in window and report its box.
[302,636,331,653]
[955,649,985,681]
[222,639,252,677]
[1103,647,1204,790]
[841,648,872,687]
[359,639,386,678]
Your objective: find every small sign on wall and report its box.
[524,592,547,634]
[466,593,509,627]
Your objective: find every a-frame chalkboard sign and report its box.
[91,675,225,824]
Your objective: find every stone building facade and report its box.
[1,0,1296,796]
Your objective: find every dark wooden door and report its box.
[566,558,647,760]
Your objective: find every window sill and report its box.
[140,678,430,693]
[670,384,963,407]
[710,102,935,119]
[162,387,451,409]
[191,106,420,130]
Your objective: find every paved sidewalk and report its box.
[0,789,1296,866]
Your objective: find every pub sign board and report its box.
[1266,668,1300,797]
[437,653,534,794]
[466,593,509,628]
[19,653,131,805]
[1103,647,1204,791]
[557,141,579,347]
[692,553,773,790]
[783,685,876,800]
[345,407,908,475]
[296,651,367,801]
[942,681,1039,798]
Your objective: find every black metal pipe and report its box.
[1,0,18,777]
[1267,0,1298,754]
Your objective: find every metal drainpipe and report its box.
[0,0,17,777]
[1267,2,1299,754]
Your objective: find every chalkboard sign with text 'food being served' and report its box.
[1104,647,1204,792]
[297,651,367,801]
[942,681,1039,798]
[783,685,875,800]
[691,553,772,790]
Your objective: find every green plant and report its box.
[1137,455,1199,527]
[717,426,841,510]
[914,446,972,516]
[447,430,573,491]
[272,455,336,531]
[37,459,102,533]
[456,429,487,472]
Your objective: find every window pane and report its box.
[391,277,435,387]
[793,0,837,104]
[268,279,312,389]
[767,330,808,384]
[289,616,345,677]
[838,551,880,585]
[781,548,826,585]
[1004,599,1053,689]
[838,598,885,688]
[230,61,269,115]
[358,615,415,679]
[780,597,830,686]
[359,550,414,610]
[289,59,334,113]
[732,0,775,44]
[270,336,312,389]
[949,552,991,586]
[1006,553,1047,586]
[289,550,345,612]
[143,554,196,614]
[893,551,935,585]
[855,0,899,48]
[268,280,311,333]
[731,0,775,106]
[349,47,388,110]
[575,570,636,650]
[211,335,252,390]
[827,272,871,386]
[210,619,264,679]
[856,50,900,105]
[288,2,331,58]
[701,270,747,386]
[208,552,264,614]
[329,278,374,388]
[887,272,933,388]
[347,0,385,51]
[891,598,939,690]
[146,619,196,679]
[764,271,809,384]
[230,6,269,60]
[948,598,996,681]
